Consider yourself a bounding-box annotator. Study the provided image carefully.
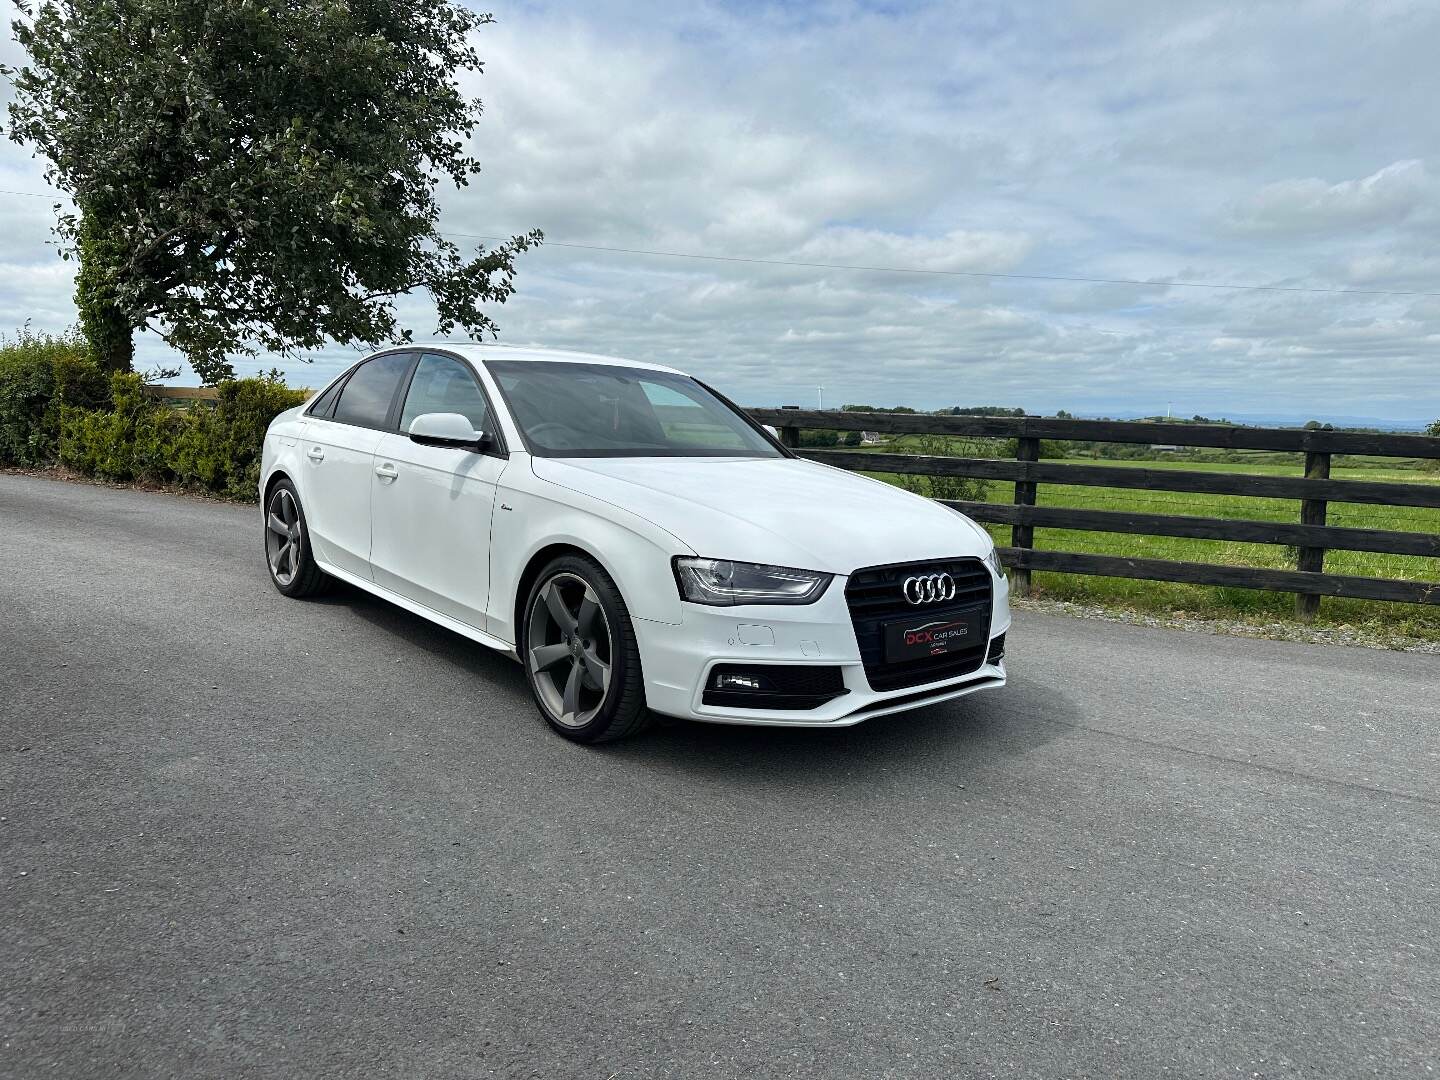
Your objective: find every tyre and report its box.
[263,478,329,598]
[521,554,652,743]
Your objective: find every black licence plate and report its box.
[883,609,987,663]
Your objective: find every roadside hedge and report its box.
[59,373,308,498]
[0,330,307,500]
[0,329,110,465]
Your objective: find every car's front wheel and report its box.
[264,478,329,598]
[521,555,652,743]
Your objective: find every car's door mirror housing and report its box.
[408,412,491,452]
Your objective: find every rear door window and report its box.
[307,376,346,419]
[332,352,414,430]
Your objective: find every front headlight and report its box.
[673,557,833,606]
[984,545,1005,578]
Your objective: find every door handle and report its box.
[307,447,325,462]
[374,462,398,480]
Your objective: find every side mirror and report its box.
[408,412,490,452]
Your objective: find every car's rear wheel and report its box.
[264,479,329,598]
[522,555,652,743]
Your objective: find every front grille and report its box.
[845,558,993,692]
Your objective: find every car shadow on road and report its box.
[615,673,1080,784]
[312,580,1078,780]
[305,579,531,690]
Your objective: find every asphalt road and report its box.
[1,472,1437,1079]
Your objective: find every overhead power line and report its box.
[4,188,1436,298]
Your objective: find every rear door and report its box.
[301,351,416,579]
[370,352,508,629]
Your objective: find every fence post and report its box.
[1010,435,1041,596]
[1295,450,1331,621]
[775,406,802,450]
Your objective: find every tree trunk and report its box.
[78,295,135,374]
[75,210,135,373]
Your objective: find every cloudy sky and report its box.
[3,0,1439,422]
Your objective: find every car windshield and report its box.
[485,360,782,458]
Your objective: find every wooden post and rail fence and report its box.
[144,385,1439,616]
[749,408,1440,617]
[144,385,222,402]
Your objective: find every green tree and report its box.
[5,0,539,382]
[950,405,1024,417]
[1426,419,1440,438]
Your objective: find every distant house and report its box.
[860,431,885,446]
[1150,444,1183,453]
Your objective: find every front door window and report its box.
[399,353,494,436]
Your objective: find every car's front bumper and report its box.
[634,571,1010,727]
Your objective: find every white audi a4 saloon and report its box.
[261,345,1010,742]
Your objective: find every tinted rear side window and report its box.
[307,376,345,418]
[332,353,413,429]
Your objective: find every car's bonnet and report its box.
[529,455,993,575]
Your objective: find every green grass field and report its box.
[846,442,1440,640]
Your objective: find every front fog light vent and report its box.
[703,665,848,711]
[714,672,766,692]
[987,633,1006,664]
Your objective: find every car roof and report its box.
[414,342,687,377]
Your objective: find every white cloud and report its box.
[1344,251,1440,287]
[1231,160,1430,235]
[2,0,1440,422]
[789,227,1034,273]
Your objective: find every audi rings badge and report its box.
[902,572,957,605]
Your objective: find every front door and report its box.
[370,352,508,629]
[301,351,415,578]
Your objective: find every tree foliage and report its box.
[5,0,539,382]
[60,371,308,496]
[0,325,109,464]
[889,434,991,503]
[949,405,1025,417]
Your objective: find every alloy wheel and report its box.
[265,487,302,587]
[526,572,614,728]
